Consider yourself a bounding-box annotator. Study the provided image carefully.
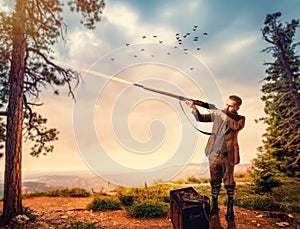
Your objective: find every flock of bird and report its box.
[110,25,208,71]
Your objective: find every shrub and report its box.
[23,188,91,198]
[52,188,91,197]
[187,176,200,183]
[119,195,134,206]
[160,195,170,203]
[235,184,290,211]
[252,196,283,211]
[88,197,121,211]
[126,202,168,218]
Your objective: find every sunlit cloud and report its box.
[103,2,140,36]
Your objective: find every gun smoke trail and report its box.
[65,63,134,86]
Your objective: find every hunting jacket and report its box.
[193,109,245,165]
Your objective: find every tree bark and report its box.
[2,0,27,225]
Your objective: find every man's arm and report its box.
[186,100,213,122]
[214,109,245,131]
[226,115,245,131]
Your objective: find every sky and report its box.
[1,0,300,185]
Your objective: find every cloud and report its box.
[103,2,139,36]
[67,28,111,63]
[223,35,259,55]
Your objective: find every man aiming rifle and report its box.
[133,83,245,221]
[186,95,245,221]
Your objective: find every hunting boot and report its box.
[210,187,220,216]
[225,188,235,221]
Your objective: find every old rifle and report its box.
[133,83,217,110]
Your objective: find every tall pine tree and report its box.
[0,0,105,224]
[252,12,300,191]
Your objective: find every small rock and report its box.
[275,222,290,227]
[60,215,68,219]
[256,214,263,218]
[67,210,74,215]
[12,214,30,224]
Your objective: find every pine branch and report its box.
[288,153,300,167]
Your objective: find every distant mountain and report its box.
[0,174,116,196]
[0,163,253,195]
[23,174,115,193]
[22,181,62,194]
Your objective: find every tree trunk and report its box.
[2,0,27,225]
[277,41,300,111]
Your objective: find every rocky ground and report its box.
[0,196,299,228]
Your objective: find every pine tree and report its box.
[0,0,105,224]
[251,12,300,191]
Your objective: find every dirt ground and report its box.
[0,196,299,228]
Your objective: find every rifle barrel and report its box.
[143,86,186,101]
[133,83,216,109]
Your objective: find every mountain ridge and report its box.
[0,163,252,195]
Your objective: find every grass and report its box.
[22,188,91,198]
[234,177,300,212]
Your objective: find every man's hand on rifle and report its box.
[185,100,198,113]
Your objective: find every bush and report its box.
[252,196,283,211]
[115,184,174,204]
[187,176,200,183]
[234,181,300,212]
[119,195,134,206]
[126,202,168,218]
[88,197,121,211]
[235,193,283,211]
[160,195,170,203]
